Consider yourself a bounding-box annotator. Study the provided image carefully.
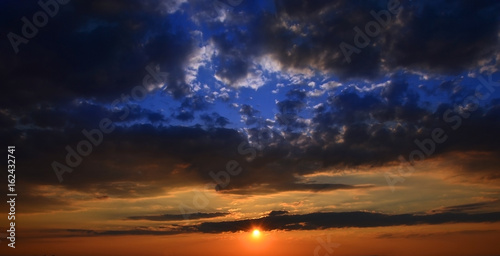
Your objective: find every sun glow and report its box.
[252,229,261,238]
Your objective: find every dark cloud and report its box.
[55,210,500,236]
[8,90,500,205]
[126,212,229,221]
[207,0,499,83]
[216,183,373,195]
[174,110,195,121]
[0,0,195,112]
[381,78,409,104]
[4,82,500,205]
[383,0,500,73]
[192,211,500,233]
[239,104,261,125]
[268,210,288,216]
[172,95,213,122]
[429,200,500,214]
[200,112,230,128]
[275,88,308,131]
[16,101,167,129]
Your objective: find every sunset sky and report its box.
[1,0,500,255]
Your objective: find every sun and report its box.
[252,229,261,238]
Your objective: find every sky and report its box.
[1,0,500,255]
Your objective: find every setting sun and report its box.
[252,229,261,238]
